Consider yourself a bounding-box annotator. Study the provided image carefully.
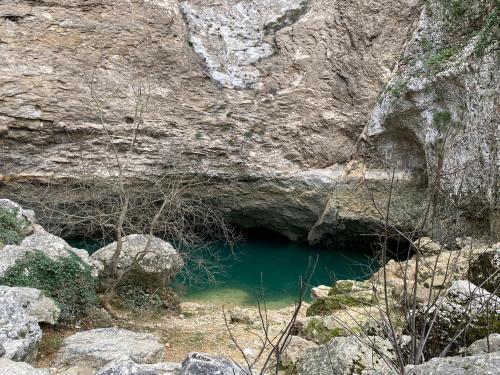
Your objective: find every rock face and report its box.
[91,234,183,280]
[55,328,165,368]
[0,296,42,363]
[0,286,60,324]
[414,280,500,356]
[0,0,426,242]
[180,352,248,375]
[366,0,499,227]
[297,335,395,375]
[0,358,49,375]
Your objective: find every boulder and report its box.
[0,358,48,375]
[404,352,500,375]
[54,366,94,375]
[180,352,249,375]
[466,333,500,355]
[0,296,42,363]
[300,316,349,344]
[0,228,96,278]
[0,199,36,229]
[414,280,500,357]
[311,285,331,299]
[229,307,253,325]
[412,237,442,256]
[0,286,60,324]
[306,280,373,316]
[468,249,500,295]
[91,234,183,280]
[94,356,180,375]
[297,335,395,375]
[55,328,165,368]
[281,336,317,370]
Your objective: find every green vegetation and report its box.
[425,46,460,73]
[0,251,98,322]
[116,283,164,311]
[302,318,347,344]
[386,79,408,98]
[0,207,27,246]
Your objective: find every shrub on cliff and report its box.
[0,250,98,322]
[0,207,26,247]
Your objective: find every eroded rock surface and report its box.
[91,234,183,279]
[0,358,48,375]
[0,296,42,363]
[0,0,424,241]
[180,352,248,375]
[0,286,60,324]
[297,335,395,375]
[55,328,165,368]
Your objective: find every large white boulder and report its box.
[55,328,165,368]
[0,296,42,363]
[91,234,183,279]
[0,358,48,375]
[0,286,60,324]
[297,335,395,375]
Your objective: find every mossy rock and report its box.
[306,280,374,316]
[302,318,348,344]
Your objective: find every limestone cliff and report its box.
[0,0,427,241]
[366,0,499,232]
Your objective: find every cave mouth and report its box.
[173,225,413,308]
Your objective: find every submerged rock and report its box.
[0,358,48,375]
[297,335,395,375]
[0,296,42,363]
[0,286,60,324]
[180,352,248,375]
[55,328,165,368]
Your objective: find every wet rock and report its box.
[91,234,183,280]
[0,286,60,324]
[180,352,249,375]
[0,358,48,375]
[297,335,395,375]
[0,296,42,363]
[466,333,500,355]
[55,328,165,368]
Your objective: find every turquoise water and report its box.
[68,233,377,309]
[175,233,376,308]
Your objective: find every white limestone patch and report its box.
[181,0,308,88]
